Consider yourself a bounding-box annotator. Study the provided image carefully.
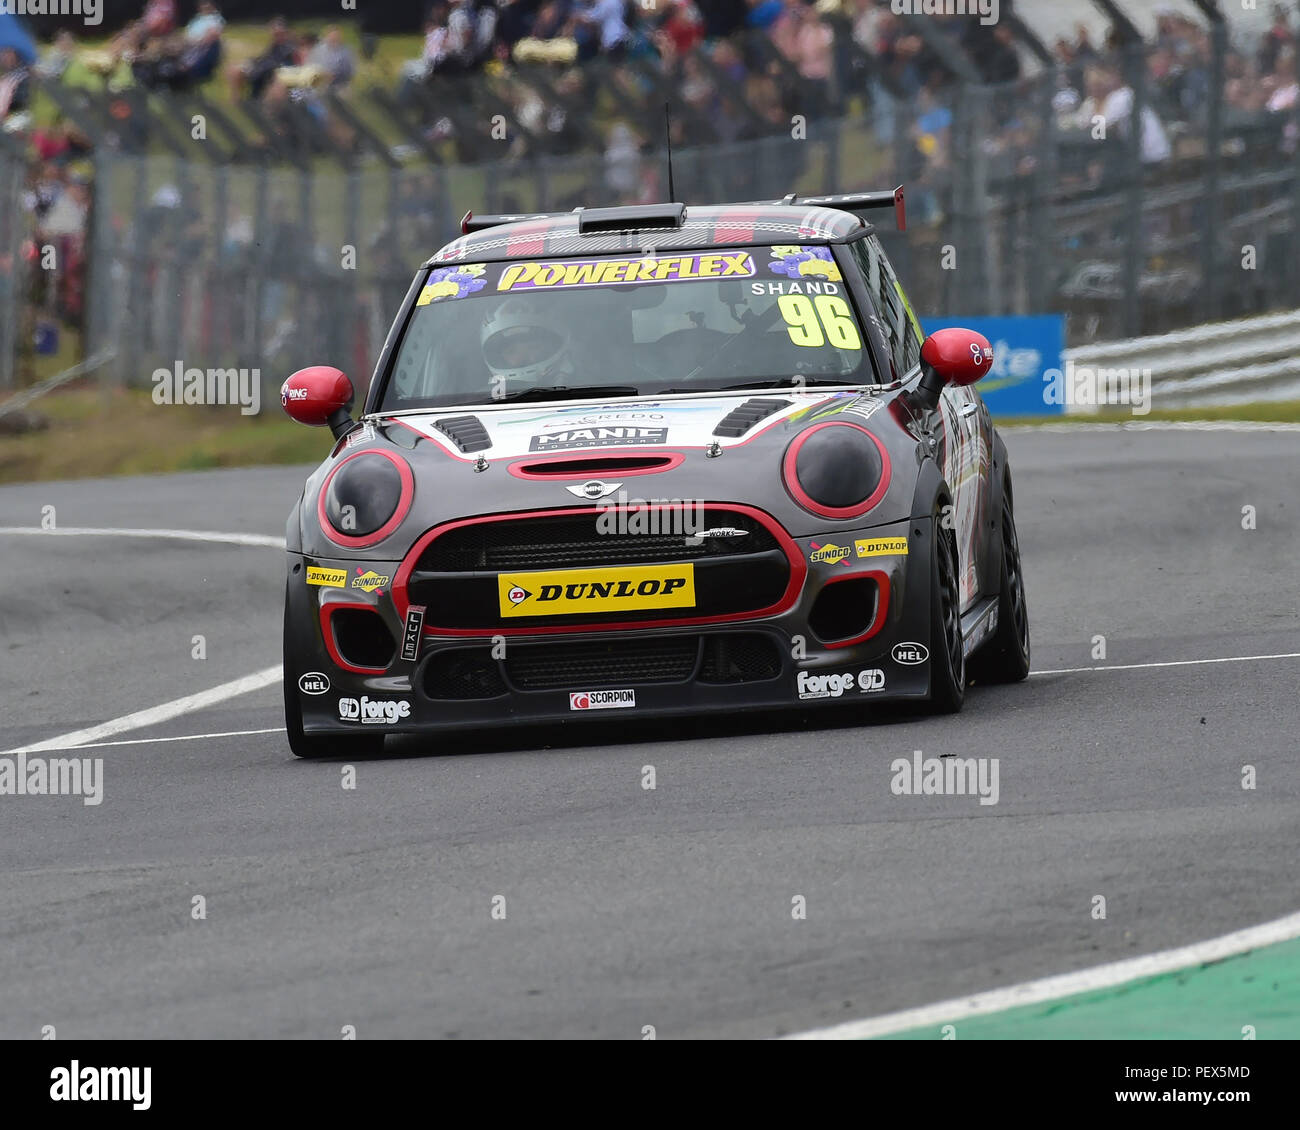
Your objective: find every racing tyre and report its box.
[926,509,965,713]
[968,482,1031,685]
[283,584,386,759]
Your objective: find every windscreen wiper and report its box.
[491,385,642,403]
[656,378,861,394]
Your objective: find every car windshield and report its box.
[379,246,879,410]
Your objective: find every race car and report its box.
[278,190,1030,757]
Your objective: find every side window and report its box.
[873,237,924,372]
[851,236,922,378]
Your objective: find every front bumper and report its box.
[286,514,939,736]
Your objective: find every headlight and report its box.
[318,450,413,547]
[783,422,890,519]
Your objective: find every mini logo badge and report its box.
[564,479,623,500]
[569,689,636,710]
[892,642,929,665]
[298,672,330,695]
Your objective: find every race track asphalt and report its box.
[1,428,1297,1038]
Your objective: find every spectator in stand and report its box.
[0,47,31,123]
[181,24,224,87]
[141,0,178,40]
[186,1,225,43]
[572,0,629,61]
[702,0,747,39]
[1258,3,1293,76]
[963,21,1020,86]
[36,30,78,80]
[228,17,298,101]
[495,0,540,51]
[747,0,784,31]
[659,2,705,57]
[308,26,356,89]
[771,0,834,116]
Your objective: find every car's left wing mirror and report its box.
[912,328,994,411]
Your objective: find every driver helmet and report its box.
[480,298,575,384]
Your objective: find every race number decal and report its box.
[777,295,862,350]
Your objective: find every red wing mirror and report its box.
[281,366,356,438]
[913,328,994,410]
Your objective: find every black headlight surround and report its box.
[318,448,414,548]
[783,421,891,520]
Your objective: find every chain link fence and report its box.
[12,52,1300,395]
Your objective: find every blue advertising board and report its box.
[921,315,1065,417]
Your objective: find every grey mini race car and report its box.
[278,191,1029,757]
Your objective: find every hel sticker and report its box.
[417,263,487,304]
[778,294,862,350]
[498,252,755,292]
[855,537,909,558]
[306,566,348,588]
[769,245,843,283]
[400,605,426,662]
[497,564,695,617]
[351,570,391,592]
[569,689,636,711]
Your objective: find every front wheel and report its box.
[925,511,965,714]
[968,483,1031,685]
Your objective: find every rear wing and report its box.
[751,186,906,233]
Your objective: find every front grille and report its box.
[407,507,795,631]
[423,648,508,699]
[505,636,700,690]
[417,632,785,699]
[419,508,777,572]
[699,633,783,683]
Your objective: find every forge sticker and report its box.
[498,252,755,292]
[529,426,667,452]
[768,245,843,283]
[417,263,487,304]
[498,564,695,617]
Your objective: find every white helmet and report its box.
[480,298,574,384]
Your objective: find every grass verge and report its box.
[3,389,1299,485]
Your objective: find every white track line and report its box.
[1,666,283,755]
[1030,651,1300,676]
[1001,420,1300,432]
[31,727,288,751]
[788,908,1300,1040]
[0,526,286,548]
